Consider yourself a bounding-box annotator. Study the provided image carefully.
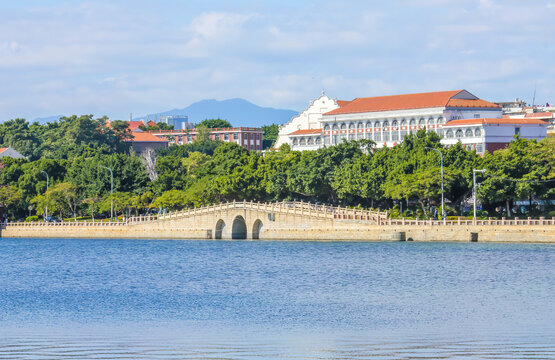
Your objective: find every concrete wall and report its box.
[3,208,554,243]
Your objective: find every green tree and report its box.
[197,119,232,128]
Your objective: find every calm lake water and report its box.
[0,238,553,359]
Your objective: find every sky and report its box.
[1,0,554,121]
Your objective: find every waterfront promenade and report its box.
[2,201,554,242]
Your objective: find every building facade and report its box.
[150,127,264,151]
[278,90,547,154]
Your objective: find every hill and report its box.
[137,98,297,127]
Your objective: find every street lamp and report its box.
[473,169,487,219]
[425,146,445,220]
[100,166,114,221]
[40,170,49,220]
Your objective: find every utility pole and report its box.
[473,169,487,219]
[40,170,49,220]
[425,147,444,219]
[100,166,114,221]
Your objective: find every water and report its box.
[0,238,553,359]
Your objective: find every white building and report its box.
[274,91,340,149]
[441,118,549,154]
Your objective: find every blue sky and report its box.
[1,0,554,121]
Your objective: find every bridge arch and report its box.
[231,216,247,239]
[252,219,263,240]
[215,219,225,239]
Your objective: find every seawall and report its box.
[2,222,554,243]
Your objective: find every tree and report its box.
[0,185,22,219]
[197,119,232,128]
[151,190,188,211]
[262,124,279,149]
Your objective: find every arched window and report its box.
[299,137,306,145]
[366,122,372,128]
[428,117,435,125]
[401,119,407,126]
[392,120,398,130]
[409,118,416,126]
[357,122,364,129]
[307,137,313,145]
[465,129,473,137]
[437,117,444,124]
[418,118,425,126]
[374,121,380,128]
[292,138,298,145]
[383,120,389,128]
[340,123,346,130]
[332,124,339,131]
[455,129,463,138]
[446,129,454,138]
[315,137,321,144]
[475,128,482,137]
[324,125,330,131]
[349,123,355,129]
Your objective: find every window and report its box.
[324,136,330,145]
[475,128,481,137]
[476,143,483,153]
[299,138,306,145]
[515,127,520,136]
[256,134,260,140]
[374,121,380,128]
[315,137,321,144]
[332,124,339,131]
[250,145,253,150]
[409,118,416,126]
[324,125,330,131]
[446,129,454,138]
[357,133,363,140]
[224,133,229,141]
[292,138,298,145]
[383,120,389,128]
[418,118,425,127]
[465,129,473,137]
[373,131,380,141]
[349,123,355,129]
[233,133,238,140]
[455,129,463,138]
[437,129,444,137]
[383,131,390,141]
[392,132,399,141]
[366,122,372,128]
[340,123,347,130]
[400,130,408,139]
[474,114,480,119]
[366,133,372,139]
[401,119,407,127]
[357,122,364,129]
[348,134,355,140]
[307,137,313,145]
[437,117,444,124]
[392,120,398,130]
[428,117,435,125]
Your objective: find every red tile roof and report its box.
[127,121,145,130]
[446,98,500,108]
[323,90,500,116]
[288,129,323,136]
[525,112,553,118]
[127,132,169,142]
[443,118,548,126]
[0,148,8,154]
[336,100,351,107]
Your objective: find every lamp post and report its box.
[100,166,114,221]
[473,169,487,219]
[40,170,49,220]
[425,146,444,219]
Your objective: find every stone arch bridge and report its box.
[127,201,388,240]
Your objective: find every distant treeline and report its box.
[0,116,552,221]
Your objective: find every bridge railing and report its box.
[125,200,389,225]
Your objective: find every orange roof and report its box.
[126,132,169,142]
[323,90,500,116]
[525,112,553,118]
[336,100,351,107]
[0,148,8,154]
[288,129,323,136]
[446,98,500,108]
[127,121,145,130]
[443,118,548,126]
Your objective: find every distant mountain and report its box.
[32,115,64,124]
[136,98,298,127]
